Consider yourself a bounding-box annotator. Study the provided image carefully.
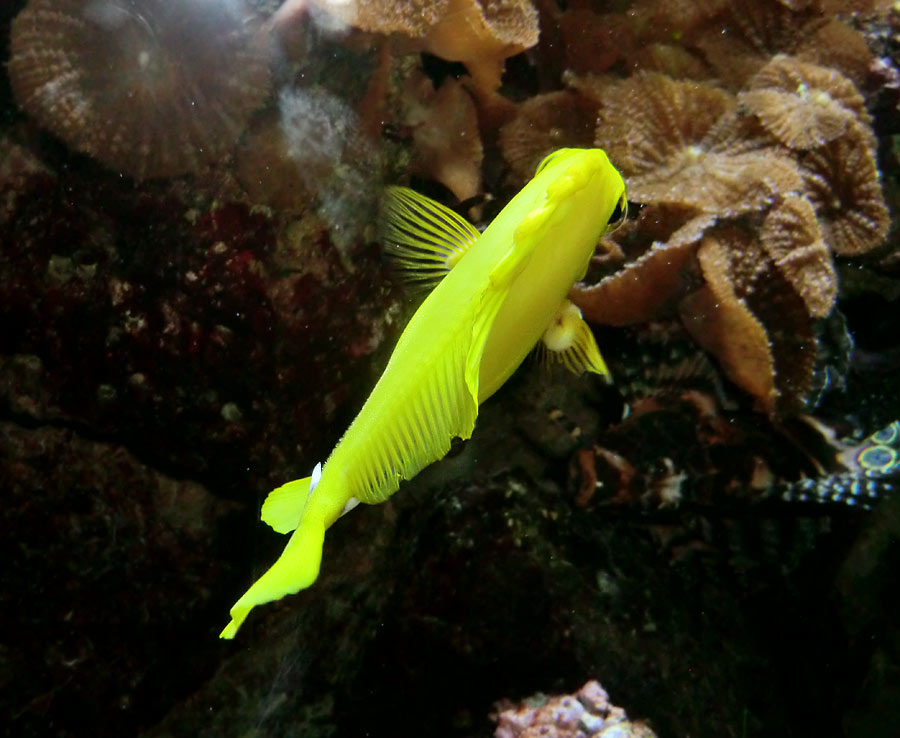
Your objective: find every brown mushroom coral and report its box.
[750,55,871,125]
[571,208,715,326]
[799,119,889,256]
[761,195,837,317]
[693,0,827,90]
[9,0,271,179]
[679,235,778,414]
[570,232,701,327]
[738,55,871,151]
[627,149,804,216]
[304,0,539,96]
[573,52,880,415]
[628,0,728,43]
[595,74,733,178]
[595,74,803,217]
[794,18,875,90]
[727,230,818,414]
[679,226,818,415]
[498,91,598,184]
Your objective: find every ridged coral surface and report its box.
[9,0,271,178]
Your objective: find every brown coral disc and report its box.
[795,19,875,90]
[750,56,870,123]
[571,238,701,327]
[9,0,271,179]
[799,119,889,256]
[498,91,598,183]
[625,43,712,81]
[761,195,837,318]
[722,225,818,413]
[627,149,804,217]
[679,237,778,414]
[595,73,734,178]
[694,0,826,90]
[571,209,711,327]
[727,0,825,59]
[738,89,854,150]
[628,0,728,43]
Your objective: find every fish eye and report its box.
[605,192,628,234]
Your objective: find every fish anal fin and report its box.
[379,186,480,289]
[541,300,611,380]
[260,463,322,534]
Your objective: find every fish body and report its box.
[221,148,626,638]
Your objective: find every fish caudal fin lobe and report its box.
[220,464,326,639]
[540,300,611,380]
[379,186,480,289]
[219,512,326,639]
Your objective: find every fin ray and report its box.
[338,285,508,504]
[541,300,611,379]
[260,463,322,534]
[380,186,480,288]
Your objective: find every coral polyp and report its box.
[9,0,271,179]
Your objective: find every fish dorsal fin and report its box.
[379,186,480,289]
[260,463,322,534]
[540,300,611,380]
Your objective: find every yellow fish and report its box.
[220,148,627,638]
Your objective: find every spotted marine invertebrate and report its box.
[9,0,271,179]
[783,421,900,507]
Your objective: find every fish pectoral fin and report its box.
[540,299,611,380]
[379,186,480,290]
[260,463,322,534]
[219,512,326,639]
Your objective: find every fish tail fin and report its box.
[219,513,326,639]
